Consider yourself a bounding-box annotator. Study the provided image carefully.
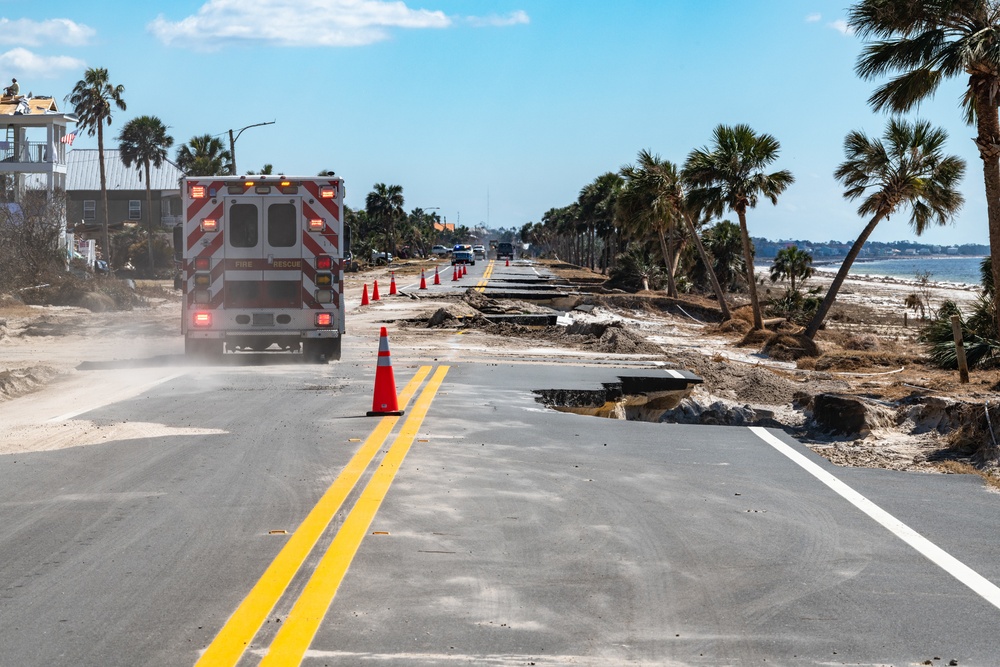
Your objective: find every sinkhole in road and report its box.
[533,373,702,422]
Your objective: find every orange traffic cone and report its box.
[389,272,397,296]
[505,258,510,267]
[452,266,459,281]
[462,264,467,277]
[361,283,370,306]
[372,279,381,301]
[419,269,427,290]
[367,327,403,416]
[433,267,441,285]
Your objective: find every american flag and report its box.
[61,129,77,146]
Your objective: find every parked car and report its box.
[431,245,450,256]
[473,244,486,259]
[371,250,393,265]
[451,250,475,265]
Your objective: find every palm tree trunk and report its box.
[804,212,885,339]
[657,228,678,297]
[683,212,730,320]
[97,123,111,271]
[587,225,596,271]
[145,160,155,274]
[974,94,1000,338]
[736,210,762,329]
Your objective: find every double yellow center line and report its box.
[474,260,495,292]
[196,365,449,666]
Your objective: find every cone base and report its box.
[367,410,405,417]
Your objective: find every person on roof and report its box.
[3,78,18,96]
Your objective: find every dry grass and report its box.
[737,328,771,348]
[0,295,37,317]
[762,333,820,360]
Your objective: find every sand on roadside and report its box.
[1,263,997,480]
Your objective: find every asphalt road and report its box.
[2,260,1000,666]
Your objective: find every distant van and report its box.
[496,242,514,260]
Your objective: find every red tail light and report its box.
[316,254,332,270]
[194,257,211,270]
[190,185,206,198]
[320,185,336,199]
[193,312,212,327]
[308,218,324,231]
[315,312,333,327]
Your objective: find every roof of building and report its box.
[66,149,183,192]
[0,95,61,116]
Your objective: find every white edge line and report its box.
[748,426,1000,612]
[47,373,186,423]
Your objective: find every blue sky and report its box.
[5,0,992,246]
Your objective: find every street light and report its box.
[228,120,275,175]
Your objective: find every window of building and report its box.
[129,200,141,220]
[83,200,96,221]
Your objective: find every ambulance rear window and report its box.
[230,203,258,248]
[268,203,296,247]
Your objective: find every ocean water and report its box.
[801,256,986,286]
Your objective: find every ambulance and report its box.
[174,175,347,362]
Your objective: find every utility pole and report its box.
[228,121,275,175]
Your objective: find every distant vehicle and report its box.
[371,250,393,265]
[453,244,472,253]
[431,245,450,256]
[496,242,515,260]
[452,250,475,266]
[473,244,486,258]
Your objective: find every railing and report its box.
[0,141,62,164]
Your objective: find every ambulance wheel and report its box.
[327,337,342,362]
[185,338,223,358]
[303,339,341,364]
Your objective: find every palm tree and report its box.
[66,67,126,269]
[769,245,814,292]
[698,220,746,293]
[803,119,965,339]
[621,151,732,317]
[400,207,439,257]
[365,183,405,259]
[849,0,1000,343]
[577,172,622,271]
[175,134,232,176]
[684,124,794,330]
[117,115,173,274]
[618,155,682,296]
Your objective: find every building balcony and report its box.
[0,141,65,166]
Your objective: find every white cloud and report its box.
[0,47,85,78]
[149,0,455,49]
[805,13,821,23]
[829,19,854,35]
[0,18,95,47]
[465,10,530,28]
